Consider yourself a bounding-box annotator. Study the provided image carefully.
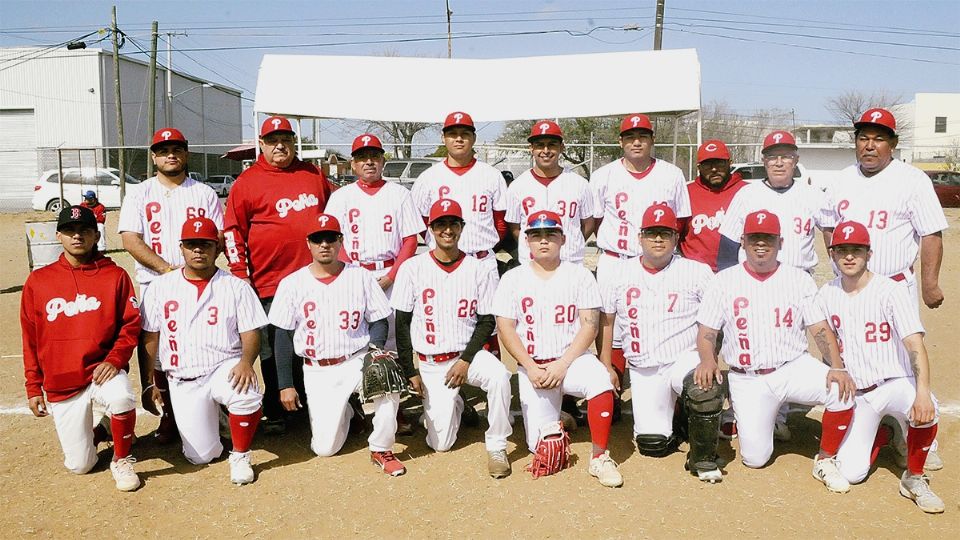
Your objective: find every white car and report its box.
[204,174,236,197]
[32,167,141,212]
[382,158,440,189]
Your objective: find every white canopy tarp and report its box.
[254,49,700,123]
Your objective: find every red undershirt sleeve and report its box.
[388,235,418,281]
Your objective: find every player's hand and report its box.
[280,388,302,411]
[694,359,723,390]
[606,365,621,392]
[142,385,164,416]
[377,275,394,290]
[91,362,119,386]
[909,391,937,425]
[444,360,470,388]
[826,368,856,403]
[408,375,425,398]
[527,365,550,389]
[228,361,259,394]
[541,362,568,389]
[921,283,944,309]
[27,395,48,417]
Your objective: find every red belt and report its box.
[603,249,632,260]
[468,250,490,259]
[304,355,347,367]
[858,384,878,394]
[359,259,395,271]
[728,366,778,375]
[533,357,558,365]
[890,266,914,282]
[417,351,460,363]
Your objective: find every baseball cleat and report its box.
[396,408,415,436]
[487,450,511,479]
[719,421,738,440]
[110,456,140,492]
[696,468,723,484]
[773,420,792,442]
[812,455,850,493]
[93,417,111,446]
[262,418,287,436]
[899,471,944,513]
[924,447,944,472]
[685,459,723,483]
[229,451,255,485]
[588,451,623,488]
[880,416,908,469]
[461,403,481,429]
[154,414,179,444]
[371,450,406,477]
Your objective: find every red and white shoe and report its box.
[720,421,738,440]
[371,451,406,477]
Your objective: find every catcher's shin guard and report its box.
[682,371,724,474]
[634,433,678,457]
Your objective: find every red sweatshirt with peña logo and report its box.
[20,253,141,402]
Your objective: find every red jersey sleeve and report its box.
[223,180,252,278]
[102,271,141,370]
[20,278,43,399]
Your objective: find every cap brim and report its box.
[527,134,563,143]
[620,127,654,136]
[443,124,475,132]
[150,140,188,151]
[853,121,896,136]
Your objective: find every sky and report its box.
[2,0,958,144]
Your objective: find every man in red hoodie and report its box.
[20,205,141,491]
[223,115,332,435]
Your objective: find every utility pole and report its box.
[111,5,127,201]
[653,0,665,50]
[147,21,158,177]
[163,31,186,125]
[446,0,453,59]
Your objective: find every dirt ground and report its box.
[0,210,957,539]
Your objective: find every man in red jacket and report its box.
[20,205,141,491]
[223,115,332,434]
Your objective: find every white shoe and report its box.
[773,420,792,442]
[812,455,850,493]
[588,451,623,488]
[110,457,140,492]
[899,471,944,513]
[924,447,944,472]
[696,467,723,484]
[229,451,255,485]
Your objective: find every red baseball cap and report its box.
[351,133,384,155]
[260,115,295,138]
[762,130,797,153]
[641,203,679,231]
[443,111,475,132]
[428,198,463,225]
[528,120,563,142]
[150,127,188,151]
[180,216,219,242]
[831,221,871,247]
[854,107,897,136]
[309,213,341,236]
[526,210,563,231]
[697,139,731,163]
[619,113,654,135]
[743,210,781,236]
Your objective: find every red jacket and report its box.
[678,172,746,272]
[20,253,140,402]
[80,201,106,224]
[223,155,332,298]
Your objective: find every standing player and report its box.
[223,115,333,435]
[81,190,107,252]
[141,217,268,485]
[694,210,856,492]
[21,205,140,491]
[600,204,722,482]
[493,211,623,488]
[269,214,406,476]
[505,120,596,264]
[820,221,942,513]
[118,127,224,444]
[391,199,513,478]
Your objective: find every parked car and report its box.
[187,172,205,183]
[382,158,440,188]
[32,167,141,212]
[732,162,812,186]
[205,174,236,197]
[926,170,960,208]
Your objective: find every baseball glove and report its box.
[526,420,571,478]
[359,348,407,403]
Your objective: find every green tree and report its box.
[497,116,622,177]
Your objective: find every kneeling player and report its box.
[269,214,406,476]
[821,222,942,513]
[493,211,622,487]
[694,210,856,491]
[600,204,722,482]
[392,199,513,478]
[21,206,141,491]
[141,217,267,485]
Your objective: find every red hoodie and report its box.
[678,172,746,272]
[223,154,332,298]
[20,253,141,402]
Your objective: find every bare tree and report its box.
[826,90,904,125]
[366,120,434,158]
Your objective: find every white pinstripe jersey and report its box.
[827,160,948,277]
[819,275,923,388]
[141,269,267,379]
[719,181,835,272]
[505,170,597,263]
[324,181,425,264]
[492,262,601,360]
[391,252,498,354]
[411,160,508,253]
[591,158,691,257]
[117,177,224,285]
[698,263,826,370]
[268,265,391,359]
[600,256,714,367]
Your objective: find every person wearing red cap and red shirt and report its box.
[140,216,268,485]
[695,209,856,491]
[223,115,333,435]
[826,107,948,470]
[21,205,141,491]
[678,140,746,272]
[817,221,943,513]
[118,127,224,444]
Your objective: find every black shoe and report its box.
[461,402,481,428]
[561,395,586,428]
[262,418,287,436]
[396,408,415,436]
[350,395,372,436]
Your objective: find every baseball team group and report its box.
[20,107,948,513]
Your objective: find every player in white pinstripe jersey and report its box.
[505,120,596,264]
[694,209,857,492]
[140,217,267,485]
[819,221,943,513]
[391,199,513,478]
[268,214,407,476]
